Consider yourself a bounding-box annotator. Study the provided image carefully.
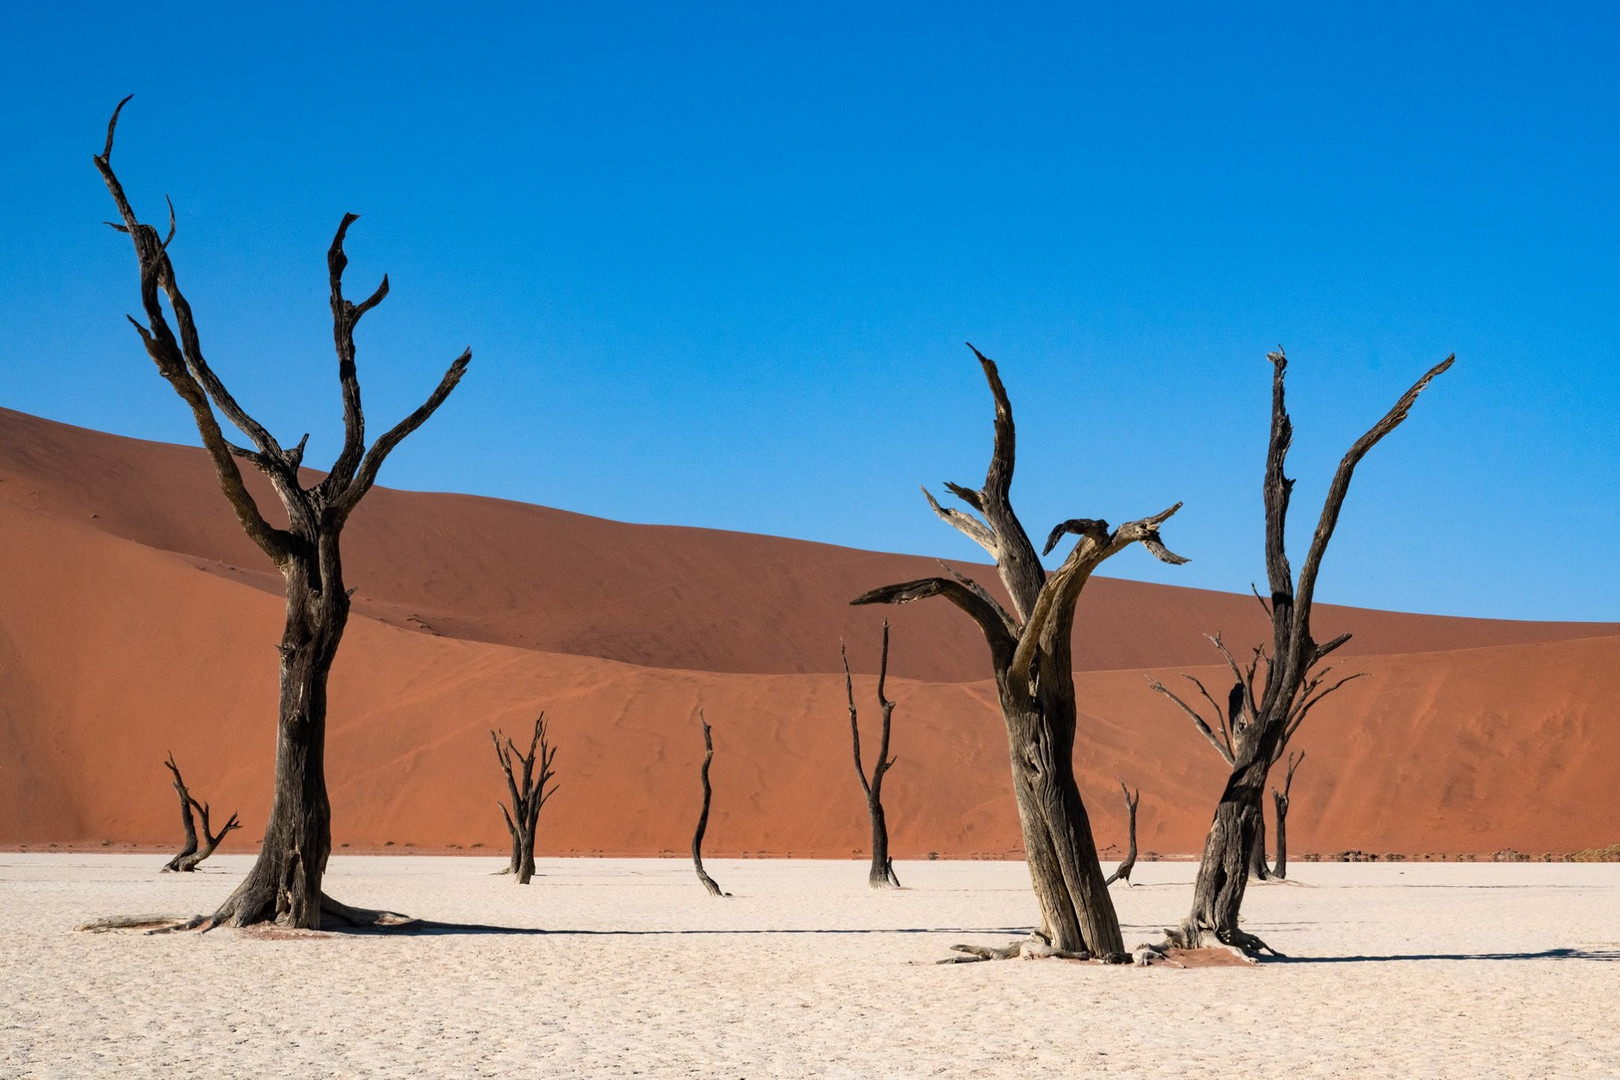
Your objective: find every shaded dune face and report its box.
[2,406,1616,858]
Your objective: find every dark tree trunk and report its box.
[1187,763,1268,940]
[843,623,900,889]
[492,715,558,885]
[1103,781,1139,886]
[161,753,240,873]
[854,345,1187,959]
[162,753,200,872]
[1153,349,1450,956]
[93,98,469,930]
[692,712,726,897]
[1247,802,1270,881]
[211,552,345,924]
[1272,751,1303,879]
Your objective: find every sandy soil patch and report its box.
[3,855,1617,1077]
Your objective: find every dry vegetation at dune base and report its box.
[4,855,1618,1078]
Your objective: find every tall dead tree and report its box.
[161,753,241,872]
[492,714,558,885]
[1102,781,1139,887]
[692,711,727,896]
[853,345,1187,959]
[1152,637,1320,883]
[1155,349,1451,956]
[1271,751,1303,880]
[95,99,470,929]
[842,622,900,889]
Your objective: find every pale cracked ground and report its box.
[2,855,1617,1078]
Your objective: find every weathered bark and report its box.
[161,753,240,872]
[1103,781,1139,886]
[853,345,1187,959]
[492,715,558,885]
[843,623,900,888]
[93,98,470,929]
[1154,349,1450,956]
[1247,804,1271,881]
[1272,751,1303,879]
[692,712,727,897]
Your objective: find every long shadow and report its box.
[347,922,1034,938]
[1273,948,1620,964]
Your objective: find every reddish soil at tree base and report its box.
[2,406,1617,858]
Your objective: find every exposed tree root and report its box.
[937,931,1135,964]
[75,914,207,935]
[76,894,416,935]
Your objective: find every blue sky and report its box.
[2,3,1615,621]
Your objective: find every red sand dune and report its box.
[2,406,1616,859]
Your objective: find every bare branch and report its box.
[922,486,998,557]
[961,343,1045,621]
[853,577,1016,664]
[1147,677,1234,766]
[1291,354,1454,649]
[842,639,872,798]
[1249,582,1273,620]
[1284,671,1368,745]
[1041,518,1109,556]
[325,213,381,491]
[333,348,472,520]
[936,562,1019,636]
[94,100,292,564]
[1182,673,1235,761]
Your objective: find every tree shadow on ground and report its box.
[1273,948,1620,964]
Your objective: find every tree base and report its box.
[1162,918,1283,960]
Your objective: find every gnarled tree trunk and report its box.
[1103,781,1139,886]
[854,345,1187,959]
[161,753,240,873]
[1154,349,1450,956]
[94,98,469,930]
[843,623,900,888]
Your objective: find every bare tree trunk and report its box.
[843,624,900,889]
[854,345,1187,960]
[1154,349,1450,956]
[93,98,469,930]
[692,712,727,897]
[211,561,345,924]
[161,753,240,873]
[1247,803,1271,881]
[1272,751,1303,879]
[492,715,558,885]
[1103,781,1139,886]
[161,753,200,873]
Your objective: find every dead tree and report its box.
[692,711,727,896]
[1103,781,1139,886]
[491,715,558,885]
[842,622,900,888]
[1271,751,1303,880]
[161,753,240,872]
[93,99,469,930]
[853,345,1186,959]
[1153,349,1450,957]
[1155,650,1300,882]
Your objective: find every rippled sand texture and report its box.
[4,855,1617,1078]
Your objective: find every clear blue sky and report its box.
[2,3,1615,621]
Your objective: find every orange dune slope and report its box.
[1,407,1616,857]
